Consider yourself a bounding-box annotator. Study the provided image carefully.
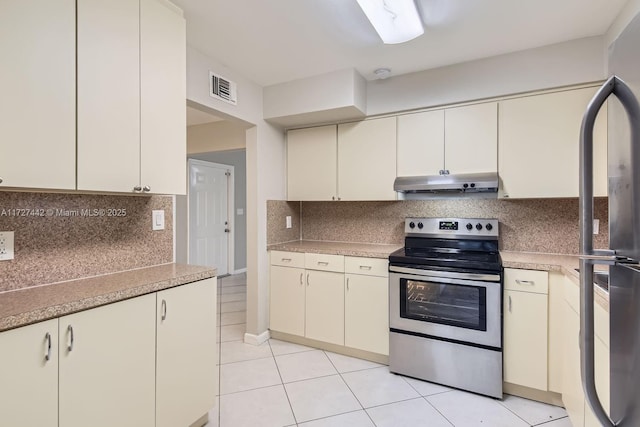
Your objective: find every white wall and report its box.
[186,44,286,341]
[366,36,606,116]
[606,0,640,48]
[187,120,247,154]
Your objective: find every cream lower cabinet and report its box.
[0,319,59,427]
[59,293,157,427]
[562,276,610,427]
[271,251,391,354]
[503,269,549,391]
[499,86,608,198]
[344,257,389,356]
[156,278,217,427]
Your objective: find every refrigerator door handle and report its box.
[579,75,640,427]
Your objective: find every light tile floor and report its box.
[205,273,572,427]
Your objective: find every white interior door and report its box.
[189,160,231,276]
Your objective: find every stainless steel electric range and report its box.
[388,217,503,399]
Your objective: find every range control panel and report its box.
[405,218,499,238]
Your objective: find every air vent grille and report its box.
[209,71,237,105]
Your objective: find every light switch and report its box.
[0,231,15,261]
[152,210,165,231]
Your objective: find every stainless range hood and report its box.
[393,172,499,195]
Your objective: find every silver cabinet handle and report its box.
[281,258,292,262]
[133,185,142,192]
[143,185,151,192]
[306,273,310,286]
[161,299,167,321]
[508,295,512,313]
[299,273,303,285]
[346,277,350,291]
[44,332,51,362]
[359,265,372,270]
[317,261,329,266]
[515,279,535,285]
[578,76,638,427]
[0,177,3,184]
[332,196,335,200]
[67,325,74,352]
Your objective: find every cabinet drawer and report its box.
[504,268,549,294]
[345,257,388,277]
[271,251,305,268]
[305,253,345,272]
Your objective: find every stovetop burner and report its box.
[390,217,502,273]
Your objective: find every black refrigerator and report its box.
[579,10,640,427]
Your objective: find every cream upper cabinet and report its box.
[445,103,498,174]
[0,319,58,427]
[503,268,549,391]
[499,87,608,198]
[287,125,337,201]
[140,0,187,195]
[338,117,397,200]
[77,0,141,193]
[78,0,186,194]
[59,293,156,427]
[397,110,445,176]
[396,103,497,177]
[0,0,76,190]
[156,278,217,427]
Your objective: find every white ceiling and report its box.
[172,0,628,87]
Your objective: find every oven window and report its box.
[399,278,487,331]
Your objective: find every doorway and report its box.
[188,159,234,276]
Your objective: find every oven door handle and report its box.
[389,265,501,282]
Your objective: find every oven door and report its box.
[389,266,502,349]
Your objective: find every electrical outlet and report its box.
[593,219,600,235]
[0,231,15,261]
[286,216,292,229]
[152,210,165,231]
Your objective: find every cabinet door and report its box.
[59,294,156,427]
[140,0,186,195]
[0,319,58,427]
[77,0,141,193]
[270,265,306,336]
[397,110,445,176]
[305,270,344,345]
[499,87,607,198]
[503,290,548,390]
[445,102,498,174]
[563,300,585,427]
[0,0,75,190]
[345,274,389,355]
[287,125,337,201]
[338,117,397,201]
[156,278,217,427]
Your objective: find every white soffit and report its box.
[187,105,224,127]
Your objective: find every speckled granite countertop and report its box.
[268,240,403,259]
[0,263,216,332]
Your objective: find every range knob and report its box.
[409,221,415,229]
[486,223,493,231]
[463,183,469,189]
[476,223,483,230]
[417,222,424,229]
[466,223,473,230]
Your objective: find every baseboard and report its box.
[244,330,270,345]
[233,268,247,274]
[503,382,565,407]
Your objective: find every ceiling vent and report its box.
[209,71,237,105]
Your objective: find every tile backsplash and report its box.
[268,198,609,254]
[0,191,173,292]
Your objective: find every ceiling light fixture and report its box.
[374,68,392,79]
[356,0,424,44]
